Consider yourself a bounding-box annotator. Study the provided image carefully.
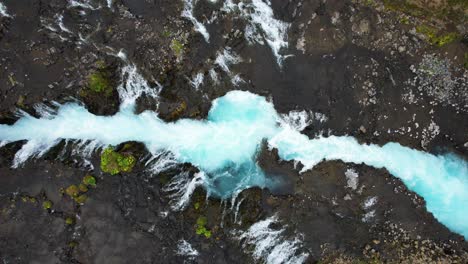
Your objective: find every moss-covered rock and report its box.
[82,175,96,187]
[170,39,184,57]
[380,0,464,47]
[100,147,137,175]
[74,194,87,204]
[195,216,212,238]
[79,62,120,116]
[416,25,460,47]
[65,217,74,225]
[78,183,88,193]
[87,70,113,96]
[42,200,52,210]
[383,0,467,23]
[65,185,80,197]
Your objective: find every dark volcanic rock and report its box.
[0,0,467,263]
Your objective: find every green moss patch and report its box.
[382,0,467,25]
[83,175,96,187]
[65,217,74,225]
[42,200,53,210]
[379,0,463,47]
[162,30,171,38]
[78,183,88,193]
[87,70,113,96]
[65,185,80,197]
[65,184,89,204]
[383,0,426,17]
[74,194,87,204]
[416,25,459,47]
[100,147,137,175]
[171,39,184,57]
[195,216,212,238]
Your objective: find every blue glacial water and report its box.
[0,90,467,238]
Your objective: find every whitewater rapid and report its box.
[0,90,467,238]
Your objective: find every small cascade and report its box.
[237,215,309,264]
[182,0,210,42]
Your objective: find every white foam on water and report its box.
[222,0,290,66]
[0,90,467,238]
[314,112,328,123]
[145,150,178,175]
[221,0,238,12]
[13,139,60,168]
[231,74,245,87]
[362,210,376,223]
[163,171,206,210]
[345,168,359,190]
[363,196,378,209]
[232,195,245,224]
[182,0,210,42]
[0,1,10,17]
[248,0,290,66]
[116,50,127,61]
[40,17,58,33]
[0,140,9,148]
[245,23,265,45]
[189,72,204,90]
[281,110,313,132]
[57,14,72,34]
[176,239,199,258]
[237,215,309,264]
[209,68,219,84]
[269,127,468,237]
[72,139,104,158]
[215,48,242,73]
[361,196,378,222]
[118,64,161,110]
[68,0,99,10]
[34,103,58,119]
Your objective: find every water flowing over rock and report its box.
[1,90,467,238]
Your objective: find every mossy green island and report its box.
[195,216,212,238]
[88,71,113,96]
[100,147,137,175]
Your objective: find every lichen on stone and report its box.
[409,54,468,112]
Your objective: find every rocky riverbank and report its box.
[0,0,467,263]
